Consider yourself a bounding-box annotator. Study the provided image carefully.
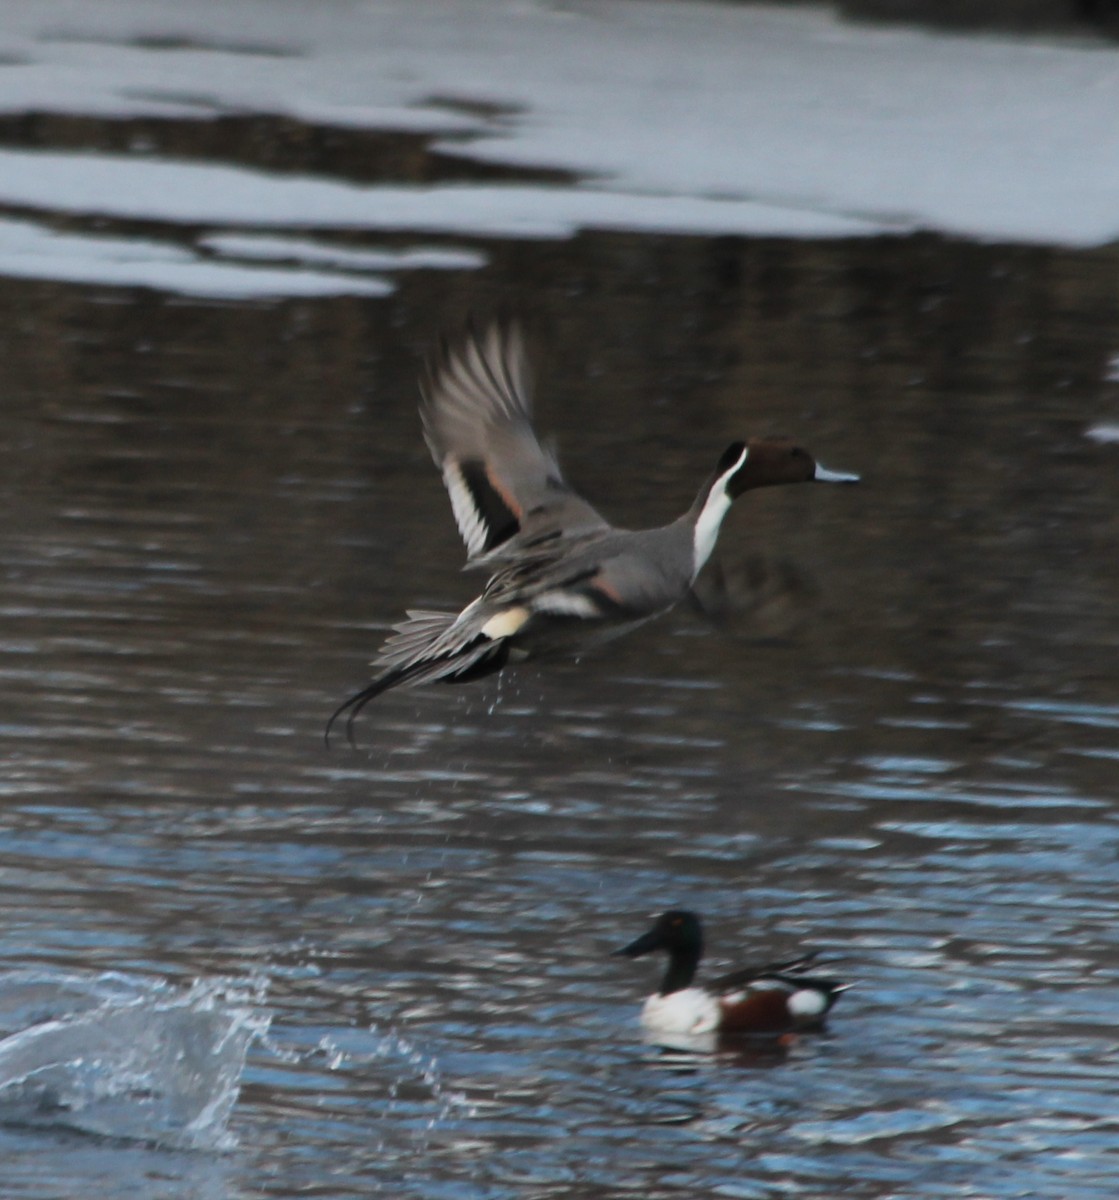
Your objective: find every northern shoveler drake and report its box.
[326,323,858,745]
[613,910,848,1041]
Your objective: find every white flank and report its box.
[692,447,748,578]
[532,592,601,619]
[444,461,488,558]
[641,988,721,1036]
[480,606,530,640]
[787,988,827,1019]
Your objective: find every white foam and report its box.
[0,970,268,1150]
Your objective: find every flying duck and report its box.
[613,910,849,1040]
[326,323,858,745]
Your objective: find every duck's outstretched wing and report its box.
[421,322,609,563]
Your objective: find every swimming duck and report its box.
[613,910,848,1039]
[326,323,858,745]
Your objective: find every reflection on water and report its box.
[0,102,1118,1200]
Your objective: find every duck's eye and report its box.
[790,447,808,460]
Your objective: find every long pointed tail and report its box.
[325,610,509,748]
[324,659,428,749]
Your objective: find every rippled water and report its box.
[2,25,1119,1200]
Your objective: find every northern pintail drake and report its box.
[613,910,848,1040]
[326,323,858,745]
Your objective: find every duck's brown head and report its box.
[721,437,860,497]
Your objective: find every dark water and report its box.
[1,114,1119,1198]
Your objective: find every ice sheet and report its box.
[0,1,1114,246]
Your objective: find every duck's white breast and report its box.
[641,988,721,1035]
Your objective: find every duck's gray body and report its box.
[327,323,857,744]
[381,525,695,670]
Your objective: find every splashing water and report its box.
[487,669,505,718]
[370,1024,475,1127]
[266,1020,475,1125]
[0,972,269,1150]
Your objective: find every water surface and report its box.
[1,53,1118,1200]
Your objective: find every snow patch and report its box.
[0,215,394,299]
[0,0,1113,245]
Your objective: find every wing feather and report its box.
[421,323,608,561]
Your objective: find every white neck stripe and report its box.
[692,447,748,578]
